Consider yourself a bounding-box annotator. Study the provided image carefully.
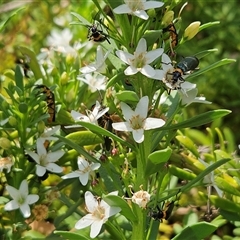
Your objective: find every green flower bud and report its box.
[66,54,75,66]
[8,116,17,126]
[162,10,174,26]
[0,137,11,150]
[184,21,201,40]
[60,72,69,86]
[37,121,45,134]
[19,102,28,113]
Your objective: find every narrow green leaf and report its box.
[172,222,217,240]
[54,231,90,240]
[187,59,236,80]
[107,71,125,88]
[75,121,135,149]
[15,65,24,93]
[176,135,200,157]
[116,91,139,103]
[210,195,240,212]
[148,147,172,164]
[160,110,231,131]
[103,195,138,223]
[18,46,44,81]
[70,12,91,26]
[199,21,220,31]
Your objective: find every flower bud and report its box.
[66,54,75,66]
[8,116,17,127]
[60,71,69,86]
[132,189,151,208]
[184,21,201,40]
[0,137,11,150]
[37,121,45,134]
[162,10,174,26]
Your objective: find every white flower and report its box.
[116,38,163,78]
[71,101,109,125]
[75,191,121,238]
[62,157,100,186]
[0,157,13,173]
[132,189,151,208]
[112,96,165,143]
[80,46,110,74]
[153,53,196,92]
[47,28,83,57]
[37,125,61,145]
[4,179,39,218]
[179,88,212,106]
[25,141,64,177]
[198,159,223,197]
[77,73,106,92]
[116,38,163,77]
[113,0,164,20]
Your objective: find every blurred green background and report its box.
[0,0,239,147]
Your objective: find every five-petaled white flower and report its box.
[153,53,196,93]
[4,179,39,218]
[112,96,165,143]
[80,46,110,74]
[198,159,223,197]
[116,38,163,78]
[26,141,64,177]
[62,157,101,186]
[75,191,121,238]
[77,73,106,92]
[71,101,109,125]
[37,125,60,145]
[113,0,164,20]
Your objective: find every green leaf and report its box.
[169,165,196,180]
[18,46,44,81]
[75,121,135,149]
[172,222,217,240]
[103,195,138,223]
[0,7,25,32]
[70,12,91,26]
[107,71,126,88]
[54,231,90,240]
[142,30,162,46]
[210,195,240,213]
[148,147,172,164]
[187,58,236,80]
[220,209,240,221]
[15,65,24,92]
[160,109,231,131]
[116,91,139,103]
[195,48,218,60]
[199,21,220,32]
[66,131,104,146]
[176,135,200,157]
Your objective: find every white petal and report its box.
[6,185,20,200]
[96,46,104,63]
[80,65,97,74]
[36,140,47,156]
[25,150,40,164]
[132,129,144,143]
[20,203,31,218]
[19,180,28,196]
[80,173,89,186]
[78,157,89,170]
[140,65,156,77]
[46,162,63,173]
[162,53,172,64]
[113,4,131,14]
[96,107,109,120]
[108,206,121,218]
[90,220,104,238]
[115,50,133,65]
[135,38,147,55]
[135,96,149,118]
[91,163,101,171]
[124,65,138,75]
[144,118,165,130]
[62,172,81,179]
[134,10,149,20]
[85,191,98,213]
[36,165,46,177]
[26,194,39,205]
[4,200,19,211]
[42,125,60,137]
[152,69,165,80]
[145,48,164,64]
[46,150,65,163]
[75,214,94,229]
[112,122,132,132]
[143,1,164,10]
[121,102,135,121]
[181,81,196,90]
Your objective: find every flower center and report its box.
[130,115,144,130]
[132,52,146,69]
[18,195,26,205]
[78,164,92,174]
[39,155,47,166]
[127,0,144,11]
[92,205,106,220]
